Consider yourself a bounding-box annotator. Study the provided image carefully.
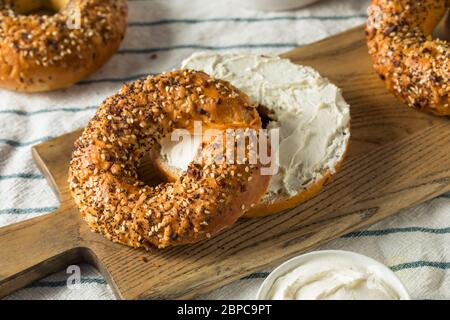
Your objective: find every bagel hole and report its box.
[32,8,58,15]
[137,154,165,187]
[15,6,58,16]
[13,0,68,16]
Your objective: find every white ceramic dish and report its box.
[229,0,322,11]
[256,250,411,300]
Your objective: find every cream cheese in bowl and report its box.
[257,250,410,300]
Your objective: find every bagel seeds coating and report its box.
[68,70,270,249]
[366,0,450,115]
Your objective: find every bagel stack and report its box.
[151,53,351,218]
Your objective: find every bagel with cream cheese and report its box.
[151,53,351,218]
[0,0,127,92]
[69,70,270,249]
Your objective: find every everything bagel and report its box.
[68,70,270,249]
[0,0,127,92]
[366,0,450,116]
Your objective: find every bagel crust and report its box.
[366,0,450,116]
[0,0,127,92]
[68,70,270,249]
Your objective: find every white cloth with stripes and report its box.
[2,0,449,300]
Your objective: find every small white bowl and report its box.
[256,250,411,300]
[229,0,322,11]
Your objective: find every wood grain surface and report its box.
[1,26,450,299]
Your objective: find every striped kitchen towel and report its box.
[2,0,450,300]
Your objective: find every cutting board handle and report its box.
[0,207,81,298]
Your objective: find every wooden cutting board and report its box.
[2,26,450,299]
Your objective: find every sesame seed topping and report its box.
[68,69,265,249]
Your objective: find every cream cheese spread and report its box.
[159,134,202,174]
[160,53,351,200]
[267,255,400,300]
